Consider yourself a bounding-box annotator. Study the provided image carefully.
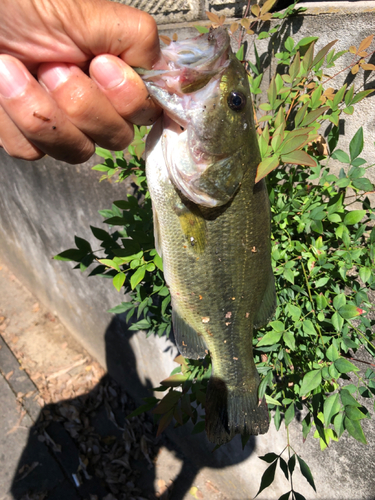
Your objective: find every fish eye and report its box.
[227,91,246,111]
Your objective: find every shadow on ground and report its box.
[10,314,255,500]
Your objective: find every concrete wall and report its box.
[1,2,375,499]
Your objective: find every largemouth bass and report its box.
[143,28,276,445]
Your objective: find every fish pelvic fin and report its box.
[205,377,269,445]
[254,264,276,329]
[172,308,208,359]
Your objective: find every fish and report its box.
[142,27,276,445]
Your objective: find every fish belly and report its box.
[146,118,275,444]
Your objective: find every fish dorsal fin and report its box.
[254,265,277,329]
[172,308,208,359]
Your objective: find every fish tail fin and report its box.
[205,377,269,445]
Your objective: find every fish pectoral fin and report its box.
[152,205,162,259]
[254,265,277,329]
[172,309,208,359]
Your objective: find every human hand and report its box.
[0,0,161,164]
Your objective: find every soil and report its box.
[0,261,227,500]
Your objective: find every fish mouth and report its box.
[139,27,231,96]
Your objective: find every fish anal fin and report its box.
[254,265,276,329]
[172,308,208,359]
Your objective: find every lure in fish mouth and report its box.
[143,28,276,445]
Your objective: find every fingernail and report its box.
[91,56,125,89]
[39,63,71,91]
[0,58,28,98]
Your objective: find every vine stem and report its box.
[286,425,294,494]
[347,320,375,351]
[300,260,325,346]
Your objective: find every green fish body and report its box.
[144,28,276,444]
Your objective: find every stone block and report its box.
[118,0,202,24]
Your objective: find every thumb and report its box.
[60,0,161,69]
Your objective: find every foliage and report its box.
[55,6,375,499]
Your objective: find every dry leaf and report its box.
[189,486,204,499]
[205,480,220,493]
[205,11,221,24]
[349,45,357,54]
[5,370,14,380]
[358,34,374,53]
[361,63,375,71]
[351,64,360,75]
[230,22,239,34]
[159,35,171,45]
[172,33,178,42]
[251,4,260,17]
[32,302,40,312]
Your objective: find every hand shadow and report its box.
[10,312,254,500]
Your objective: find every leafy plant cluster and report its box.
[56,9,375,500]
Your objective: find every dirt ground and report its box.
[0,261,227,500]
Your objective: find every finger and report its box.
[38,62,134,151]
[0,55,95,164]
[0,105,44,161]
[67,2,162,69]
[90,55,161,126]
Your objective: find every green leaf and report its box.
[300,369,322,396]
[297,455,316,492]
[236,45,244,61]
[331,149,350,163]
[331,311,344,331]
[323,393,340,424]
[280,150,317,167]
[257,330,282,346]
[334,358,359,374]
[54,248,87,262]
[255,460,277,497]
[334,412,345,437]
[312,40,337,67]
[265,394,282,406]
[279,458,289,481]
[341,389,361,407]
[99,259,121,272]
[194,25,209,34]
[278,493,290,500]
[283,331,296,350]
[259,453,279,463]
[256,156,280,182]
[300,106,329,127]
[192,420,206,434]
[113,272,125,292]
[154,253,163,271]
[326,343,339,362]
[343,210,366,225]
[108,302,134,314]
[344,417,367,444]
[351,89,374,105]
[284,36,294,52]
[345,406,366,421]
[302,320,317,337]
[338,305,363,319]
[95,146,113,160]
[352,178,373,191]
[90,225,111,241]
[130,265,146,289]
[333,293,346,310]
[359,267,371,283]
[349,127,364,161]
[285,403,295,426]
[288,454,296,474]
